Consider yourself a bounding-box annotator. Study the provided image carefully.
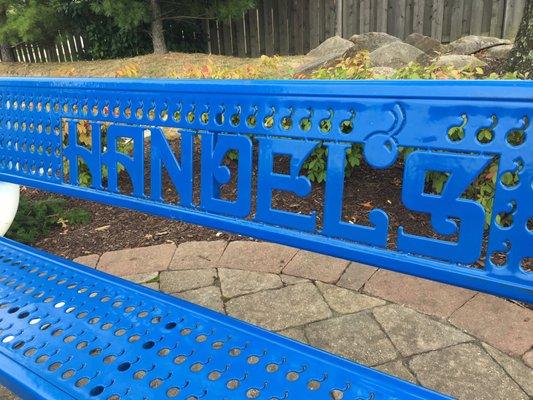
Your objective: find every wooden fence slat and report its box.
[489,0,505,37]
[461,0,473,35]
[261,0,274,55]
[309,0,321,48]
[405,0,414,37]
[294,0,302,54]
[413,0,425,33]
[324,0,336,39]
[221,19,233,55]
[431,0,445,41]
[389,0,406,39]
[469,0,484,35]
[360,0,371,33]
[450,0,464,41]
[271,0,280,53]
[277,0,290,55]
[234,14,247,57]
[247,9,260,57]
[231,17,239,56]
[209,20,220,55]
[302,0,311,53]
[343,0,358,38]
[376,0,388,32]
[503,0,525,39]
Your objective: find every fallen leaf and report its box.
[361,201,373,209]
[95,225,110,232]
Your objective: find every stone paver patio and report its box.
[1,240,531,400]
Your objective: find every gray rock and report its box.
[218,268,282,298]
[307,35,354,58]
[160,269,216,293]
[315,282,385,314]
[405,32,448,57]
[373,304,472,357]
[370,42,429,68]
[448,35,511,55]
[484,44,513,58]
[349,32,401,53]
[305,313,398,365]
[173,285,225,313]
[409,343,528,400]
[225,282,332,331]
[482,343,533,396]
[295,36,355,75]
[434,54,487,69]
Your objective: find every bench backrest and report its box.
[0,78,531,302]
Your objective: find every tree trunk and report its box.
[508,0,532,75]
[0,44,15,62]
[150,0,167,54]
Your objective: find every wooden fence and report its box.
[11,34,86,63]
[207,0,526,57]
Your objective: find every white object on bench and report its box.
[0,182,19,236]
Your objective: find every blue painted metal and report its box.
[0,78,531,399]
[0,237,450,400]
[0,78,530,302]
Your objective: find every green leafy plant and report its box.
[6,195,90,244]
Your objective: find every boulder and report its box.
[348,32,401,53]
[434,54,487,69]
[448,35,511,55]
[369,42,429,68]
[483,44,513,58]
[295,36,355,75]
[405,33,449,58]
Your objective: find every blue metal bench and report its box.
[0,78,530,399]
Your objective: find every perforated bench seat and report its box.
[0,237,448,400]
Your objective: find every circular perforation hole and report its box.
[229,348,241,357]
[266,363,279,373]
[133,370,146,380]
[190,362,203,372]
[167,387,180,397]
[143,340,155,349]
[48,361,62,371]
[118,362,131,372]
[75,377,90,388]
[36,354,49,364]
[62,369,75,379]
[24,347,37,357]
[286,371,299,381]
[158,348,170,357]
[226,379,239,390]
[90,386,104,396]
[247,355,260,365]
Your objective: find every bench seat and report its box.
[0,237,448,400]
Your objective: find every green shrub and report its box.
[6,196,90,244]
